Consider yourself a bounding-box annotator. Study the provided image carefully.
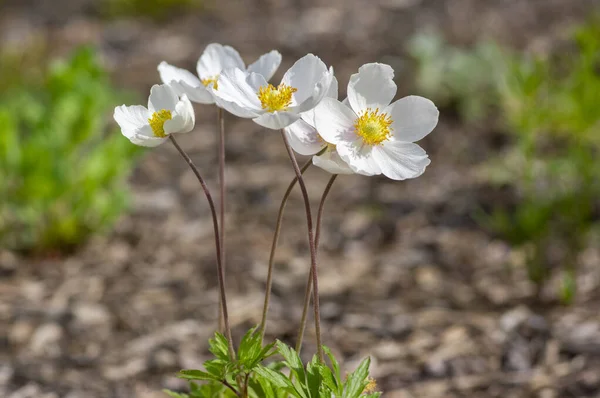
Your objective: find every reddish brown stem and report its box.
[169,135,235,360]
[295,174,337,354]
[280,130,323,362]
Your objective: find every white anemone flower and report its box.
[158,43,282,105]
[114,84,195,147]
[283,77,353,175]
[286,118,353,175]
[312,145,354,175]
[313,63,439,180]
[211,54,335,129]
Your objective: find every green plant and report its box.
[166,328,380,398]
[475,17,600,301]
[409,18,600,301]
[103,0,204,20]
[115,45,434,397]
[0,46,141,252]
[492,19,599,301]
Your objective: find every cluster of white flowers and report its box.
[114,43,439,180]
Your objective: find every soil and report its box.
[1,0,600,397]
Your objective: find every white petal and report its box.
[253,111,300,130]
[372,141,431,180]
[158,61,202,88]
[347,63,396,114]
[247,50,282,81]
[312,97,357,145]
[213,96,261,118]
[299,75,337,127]
[196,43,245,78]
[300,109,317,128]
[148,84,179,112]
[211,68,263,115]
[157,61,214,104]
[114,104,150,138]
[128,125,168,147]
[336,139,381,176]
[385,96,439,142]
[326,75,339,100]
[281,54,328,105]
[284,119,324,155]
[165,95,195,134]
[313,148,354,175]
[167,80,214,104]
[292,66,334,113]
[246,71,269,91]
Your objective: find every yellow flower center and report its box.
[258,83,297,112]
[201,75,219,90]
[354,108,393,146]
[148,109,172,138]
[363,377,377,394]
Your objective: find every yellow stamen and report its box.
[363,377,377,394]
[201,76,219,90]
[354,108,393,146]
[258,83,297,112]
[148,109,172,138]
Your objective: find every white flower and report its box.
[114,84,195,147]
[314,63,439,180]
[158,43,281,105]
[211,54,335,129]
[312,145,354,175]
[283,75,338,155]
[282,77,352,175]
[285,118,354,175]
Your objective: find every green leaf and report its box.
[177,369,219,382]
[209,332,231,361]
[305,355,323,398]
[257,341,278,362]
[203,359,228,379]
[163,390,189,398]
[254,365,302,398]
[323,346,341,386]
[266,361,287,372]
[343,357,371,398]
[318,365,338,395]
[194,381,229,398]
[247,376,270,398]
[276,341,307,384]
[238,328,260,361]
[189,382,201,393]
[237,327,276,370]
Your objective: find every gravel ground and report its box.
[1,0,600,397]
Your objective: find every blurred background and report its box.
[1,0,600,397]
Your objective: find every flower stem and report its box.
[295,174,337,354]
[259,157,313,340]
[169,135,236,360]
[280,130,323,362]
[217,107,226,334]
[221,380,240,397]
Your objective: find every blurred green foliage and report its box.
[410,19,600,302]
[103,0,204,20]
[408,32,507,122]
[0,46,141,253]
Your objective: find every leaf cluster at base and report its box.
[164,328,381,398]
